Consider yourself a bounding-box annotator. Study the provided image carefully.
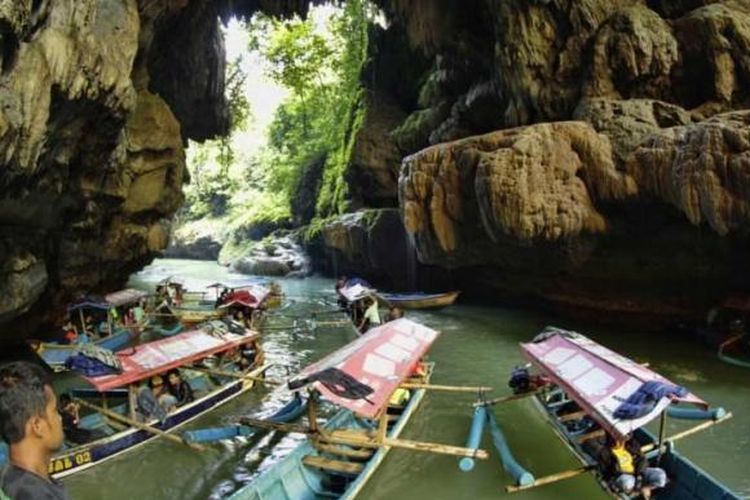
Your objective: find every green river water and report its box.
[62,259,750,500]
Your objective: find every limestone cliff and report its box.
[386,0,750,322]
[0,0,312,339]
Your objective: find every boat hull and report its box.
[28,365,265,479]
[378,291,460,310]
[229,364,434,500]
[532,391,741,500]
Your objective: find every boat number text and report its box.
[49,451,92,473]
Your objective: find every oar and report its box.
[188,366,283,385]
[505,465,596,493]
[74,398,207,452]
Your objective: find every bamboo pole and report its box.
[474,388,544,407]
[235,417,489,459]
[320,432,490,460]
[401,383,493,393]
[505,465,595,493]
[640,412,733,454]
[74,398,207,452]
[187,366,282,385]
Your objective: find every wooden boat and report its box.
[717,334,750,369]
[34,288,149,370]
[480,327,739,499]
[3,321,269,479]
[158,281,272,328]
[227,318,488,500]
[378,291,460,310]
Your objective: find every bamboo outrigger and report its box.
[226,318,488,499]
[471,327,740,499]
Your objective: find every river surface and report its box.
[63,259,750,500]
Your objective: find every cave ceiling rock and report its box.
[0,249,47,323]
[626,109,750,236]
[0,0,139,178]
[400,121,637,262]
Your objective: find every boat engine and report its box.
[508,364,531,394]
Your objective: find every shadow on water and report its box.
[61,259,750,500]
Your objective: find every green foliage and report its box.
[253,0,373,219]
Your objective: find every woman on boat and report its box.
[136,376,177,422]
[166,370,194,407]
[357,296,381,334]
[600,433,667,499]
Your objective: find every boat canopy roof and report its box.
[340,284,375,303]
[720,296,750,312]
[104,289,148,307]
[84,321,258,391]
[219,286,270,309]
[522,327,708,441]
[68,289,148,312]
[298,318,439,418]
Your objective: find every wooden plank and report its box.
[313,443,374,460]
[558,410,586,422]
[576,429,605,443]
[302,455,363,475]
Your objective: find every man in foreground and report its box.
[0,361,70,500]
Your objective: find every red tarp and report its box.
[299,318,439,418]
[85,324,258,391]
[522,328,707,441]
[220,286,270,309]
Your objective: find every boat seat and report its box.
[302,456,364,475]
[313,443,374,460]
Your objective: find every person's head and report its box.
[167,371,182,386]
[58,393,73,410]
[0,362,64,452]
[391,306,403,319]
[150,375,165,394]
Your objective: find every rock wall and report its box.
[390,0,750,322]
[0,0,311,339]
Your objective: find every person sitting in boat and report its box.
[82,315,96,337]
[237,341,259,371]
[60,320,78,344]
[358,296,381,334]
[385,306,404,323]
[600,433,666,499]
[166,371,194,407]
[57,394,99,445]
[136,376,177,422]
